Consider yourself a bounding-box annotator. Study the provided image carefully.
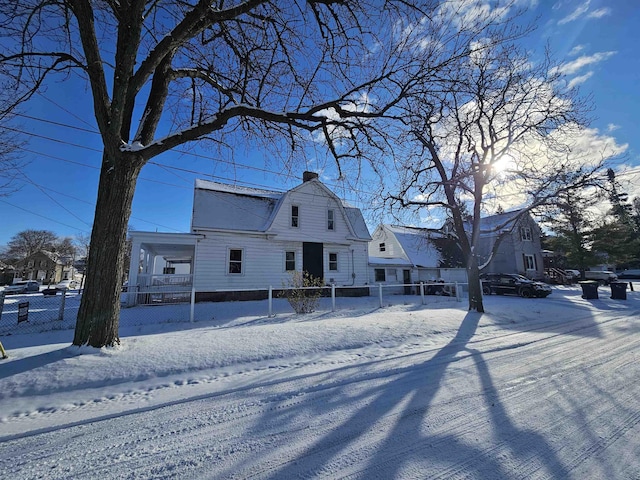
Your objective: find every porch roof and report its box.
[129,231,203,260]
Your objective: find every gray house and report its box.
[462,210,545,280]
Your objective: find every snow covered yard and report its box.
[1,286,639,479]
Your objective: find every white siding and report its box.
[194,232,369,291]
[368,226,407,260]
[268,182,355,244]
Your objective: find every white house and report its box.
[368,224,468,294]
[127,172,371,304]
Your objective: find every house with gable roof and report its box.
[368,224,467,294]
[127,172,372,303]
[439,209,545,280]
[13,250,74,284]
[468,209,545,279]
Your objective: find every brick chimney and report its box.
[303,171,319,182]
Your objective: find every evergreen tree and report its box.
[541,189,599,275]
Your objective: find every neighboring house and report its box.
[368,224,468,294]
[127,172,372,304]
[0,260,15,285]
[453,210,545,280]
[14,251,75,284]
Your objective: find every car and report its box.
[564,269,581,280]
[584,270,618,285]
[56,279,79,290]
[3,280,41,294]
[617,269,640,280]
[480,273,552,298]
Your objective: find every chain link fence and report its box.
[0,282,468,339]
[0,289,80,336]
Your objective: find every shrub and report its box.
[281,271,325,314]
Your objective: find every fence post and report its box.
[455,282,461,302]
[0,291,5,319]
[420,282,425,305]
[331,283,336,312]
[58,289,66,321]
[268,285,273,317]
[190,284,196,323]
[378,283,383,308]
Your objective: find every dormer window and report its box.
[291,205,299,228]
[379,242,386,252]
[327,209,335,230]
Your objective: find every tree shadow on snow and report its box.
[232,311,573,479]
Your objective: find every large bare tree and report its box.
[387,39,615,312]
[1,0,447,347]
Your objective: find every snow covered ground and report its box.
[1,285,639,479]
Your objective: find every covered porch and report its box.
[126,231,203,306]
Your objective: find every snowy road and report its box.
[1,290,640,479]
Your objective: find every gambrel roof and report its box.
[191,177,371,241]
[373,225,442,268]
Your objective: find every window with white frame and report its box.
[291,205,299,228]
[374,268,386,282]
[379,242,386,252]
[524,254,536,271]
[329,252,338,271]
[228,248,243,274]
[327,209,335,230]
[520,226,532,241]
[285,251,296,271]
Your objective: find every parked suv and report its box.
[3,280,41,294]
[480,273,552,298]
[584,270,618,285]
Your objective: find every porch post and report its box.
[127,237,142,307]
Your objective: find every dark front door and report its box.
[303,242,324,281]
[403,269,412,294]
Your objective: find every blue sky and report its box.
[1,0,638,248]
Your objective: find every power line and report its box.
[0,198,89,233]
[7,116,370,203]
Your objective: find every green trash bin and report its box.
[610,281,628,300]
[578,280,599,299]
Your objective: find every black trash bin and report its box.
[610,281,628,300]
[578,280,599,299]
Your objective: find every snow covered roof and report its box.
[344,207,372,241]
[467,209,525,235]
[191,178,371,240]
[194,179,282,199]
[368,256,412,266]
[385,225,442,268]
[192,180,280,232]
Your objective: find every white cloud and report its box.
[568,45,585,56]
[558,0,590,25]
[567,71,593,89]
[607,124,620,132]
[587,8,612,19]
[553,51,616,75]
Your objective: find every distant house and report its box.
[451,210,545,280]
[127,172,372,304]
[0,260,15,285]
[368,224,467,293]
[14,251,75,284]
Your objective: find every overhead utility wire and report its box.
[9,115,370,200]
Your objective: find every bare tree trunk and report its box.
[467,255,484,313]
[73,153,141,347]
